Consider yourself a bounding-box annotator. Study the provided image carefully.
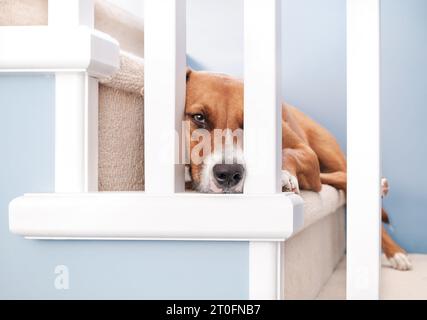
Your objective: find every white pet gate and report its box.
[1,0,381,300]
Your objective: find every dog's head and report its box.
[185,70,245,193]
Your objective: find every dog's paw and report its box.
[381,178,389,197]
[281,170,300,194]
[388,252,412,271]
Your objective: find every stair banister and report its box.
[3,0,306,301]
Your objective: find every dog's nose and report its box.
[213,164,245,188]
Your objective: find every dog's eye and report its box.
[192,114,206,125]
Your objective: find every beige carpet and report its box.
[316,254,427,300]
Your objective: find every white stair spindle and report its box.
[48,0,94,27]
[144,0,187,194]
[49,0,98,192]
[346,0,382,300]
[244,0,282,195]
[244,0,284,300]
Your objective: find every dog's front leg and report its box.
[282,146,322,193]
[382,225,412,271]
[281,122,322,193]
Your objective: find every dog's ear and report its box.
[186,67,192,81]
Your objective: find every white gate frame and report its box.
[2,0,382,300]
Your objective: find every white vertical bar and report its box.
[278,241,285,299]
[245,0,284,301]
[244,0,282,194]
[249,242,283,300]
[55,74,98,192]
[48,0,94,28]
[347,0,381,300]
[145,0,187,194]
[49,0,98,192]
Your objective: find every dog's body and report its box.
[185,70,411,270]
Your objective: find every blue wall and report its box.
[0,75,248,299]
[381,0,427,253]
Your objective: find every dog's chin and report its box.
[194,179,244,194]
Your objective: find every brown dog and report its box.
[185,69,411,270]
